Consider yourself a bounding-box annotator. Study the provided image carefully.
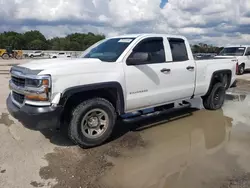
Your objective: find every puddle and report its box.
[223,94,250,125]
[100,109,234,188]
[99,96,250,188]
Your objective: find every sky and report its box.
[0,0,250,46]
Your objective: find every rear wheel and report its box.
[68,98,116,148]
[202,83,226,110]
[238,64,245,75]
[221,74,229,89]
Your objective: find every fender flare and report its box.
[204,69,232,96]
[59,81,125,114]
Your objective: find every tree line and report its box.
[191,43,223,54]
[0,30,105,51]
[0,30,223,53]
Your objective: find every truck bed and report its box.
[194,56,235,60]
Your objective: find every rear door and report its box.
[161,37,196,100]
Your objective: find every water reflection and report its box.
[101,109,233,188]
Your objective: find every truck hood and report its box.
[18,58,118,75]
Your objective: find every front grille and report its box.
[11,76,25,87]
[12,91,25,104]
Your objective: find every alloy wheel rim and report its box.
[81,109,109,139]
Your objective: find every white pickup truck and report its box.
[7,34,237,148]
[216,45,250,75]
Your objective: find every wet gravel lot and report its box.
[1,63,250,188]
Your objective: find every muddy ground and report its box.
[1,67,250,188]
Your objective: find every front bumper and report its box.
[6,94,63,130]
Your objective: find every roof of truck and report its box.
[225,45,250,48]
[109,33,187,40]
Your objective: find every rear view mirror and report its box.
[126,52,148,65]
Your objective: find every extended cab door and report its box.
[123,36,196,112]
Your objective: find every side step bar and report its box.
[122,101,191,123]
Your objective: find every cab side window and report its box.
[127,37,166,64]
[245,47,250,56]
[168,38,189,62]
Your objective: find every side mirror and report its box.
[126,52,148,65]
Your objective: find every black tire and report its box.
[238,64,245,75]
[2,53,10,59]
[221,74,229,89]
[68,98,117,148]
[202,83,226,110]
[30,55,34,58]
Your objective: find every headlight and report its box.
[25,78,42,87]
[25,76,51,101]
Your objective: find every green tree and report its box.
[28,39,48,50]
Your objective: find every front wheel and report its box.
[202,83,226,110]
[68,98,117,148]
[2,53,10,59]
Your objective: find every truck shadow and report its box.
[18,107,199,148]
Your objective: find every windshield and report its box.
[82,38,135,62]
[219,47,246,56]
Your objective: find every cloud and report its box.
[0,0,250,45]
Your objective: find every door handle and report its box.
[186,66,194,70]
[161,68,171,73]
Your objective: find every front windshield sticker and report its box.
[118,39,133,43]
[239,48,245,50]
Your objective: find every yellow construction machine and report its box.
[0,46,23,59]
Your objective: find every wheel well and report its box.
[205,70,232,96]
[240,63,245,68]
[61,87,123,124]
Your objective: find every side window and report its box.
[245,47,250,56]
[168,38,189,62]
[128,37,166,64]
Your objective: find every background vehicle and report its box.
[27,51,44,58]
[0,46,23,59]
[7,34,237,148]
[216,45,250,75]
[49,52,71,58]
